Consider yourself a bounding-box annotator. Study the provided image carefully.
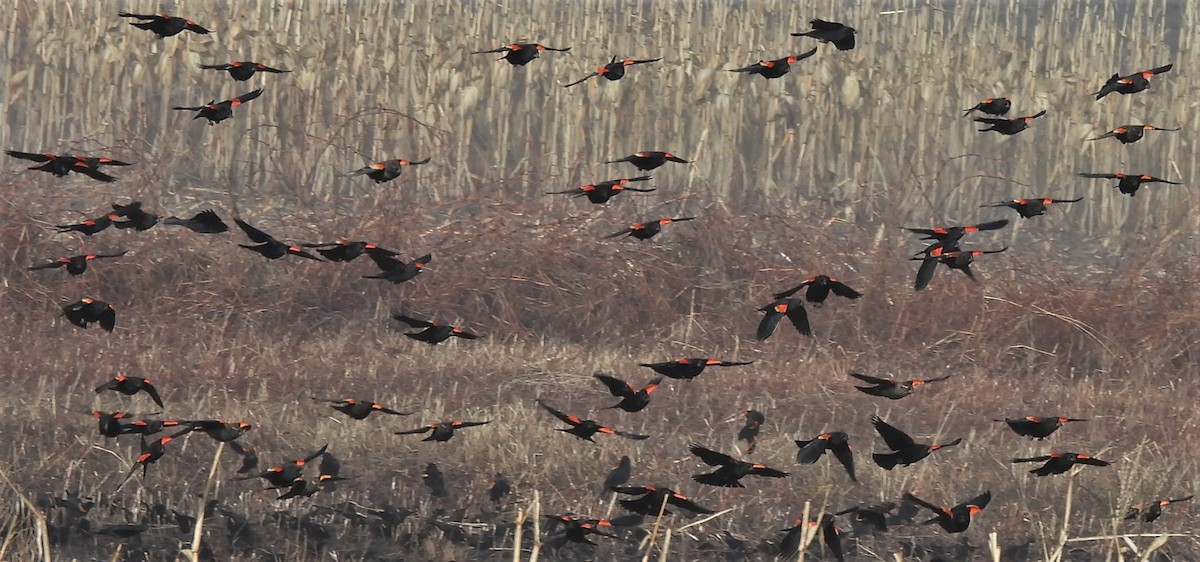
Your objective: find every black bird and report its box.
[1125,496,1194,523]
[607,151,690,171]
[791,19,856,50]
[835,503,895,534]
[605,217,695,240]
[903,490,991,533]
[111,201,162,231]
[1088,124,1179,144]
[728,48,817,79]
[537,400,649,442]
[612,485,715,515]
[472,43,570,66]
[547,176,655,204]
[5,150,129,182]
[1078,172,1181,196]
[870,416,962,470]
[56,212,121,236]
[850,372,952,400]
[364,253,430,283]
[963,97,1012,116]
[772,275,861,304]
[199,61,290,81]
[904,219,1009,247]
[795,431,856,482]
[29,251,127,276]
[394,420,491,442]
[164,210,229,233]
[117,435,177,490]
[249,444,328,488]
[1012,452,1110,476]
[63,298,116,331]
[995,416,1085,439]
[172,89,264,125]
[565,56,661,87]
[602,456,632,492]
[638,357,753,380]
[779,514,843,562]
[228,441,259,474]
[984,197,1082,219]
[912,246,1008,291]
[738,410,766,453]
[177,420,253,442]
[317,398,411,420]
[688,443,788,488]
[95,374,165,408]
[234,218,322,261]
[301,240,396,262]
[391,313,480,344]
[489,474,511,502]
[593,373,662,412]
[346,157,431,184]
[975,110,1046,135]
[1094,63,1173,99]
[756,298,811,340]
[422,463,448,497]
[118,12,210,38]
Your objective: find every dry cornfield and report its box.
[1,0,1199,560]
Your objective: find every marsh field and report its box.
[1,0,1199,560]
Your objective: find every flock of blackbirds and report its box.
[10,8,1192,561]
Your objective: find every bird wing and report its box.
[688,443,735,467]
[536,400,579,426]
[233,218,275,243]
[391,313,434,329]
[594,373,635,398]
[872,417,915,450]
[849,372,889,385]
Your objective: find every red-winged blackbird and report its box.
[300,240,396,262]
[975,110,1046,135]
[1094,64,1172,99]
[638,357,753,380]
[247,444,328,488]
[5,150,129,182]
[316,398,410,420]
[912,246,1007,291]
[772,275,861,304]
[756,298,811,340]
[779,514,843,562]
[1125,496,1193,522]
[795,431,856,482]
[995,416,1085,439]
[871,416,962,470]
[363,253,430,283]
[903,490,990,533]
[1088,124,1179,144]
[117,435,177,491]
[422,463,448,497]
[544,515,619,549]
[172,88,264,125]
[850,372,952,399]
[607,151,690,171]
[95,374,164,408]
[391,313,480,344]
[489,473,511,502]
[904,218,1009,247]
[688,443,788,488]
[178,420,253,442]
[234,218,321,261]
[120,418,186,436]
[93,410,135,438]
[728,48,817,79]
[1012,452,1110,476]
[536,399,649,442]
[63,298,116,331]
[29,250,127,276]
[111,201,162,231]
[346,157,430,183]
[199,61,290,81]
[612,485,714,515]
[834,503,896,534]
[1077,172,1181,196]
[547,176,654,204]
[963,97,1011,116]
[277,473,346,500]
[984,197,1082,218]
[164,209,229,233]
[472,43,570,66]
[791,18,856,50]
[594,373,663,412]
[228,441,259,474]
[738,410,765,453]
[565,56,661,87]
[602,456,632,492]
[394,420,491,442]
[118,12,210,37]
[606,217,695,240]
[56,212,121,236]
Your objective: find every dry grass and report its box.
[1,0,1199,560]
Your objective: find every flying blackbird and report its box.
[228,441,259,474]
[871,416,962,470]
[688,443,788,487]
[301,240,396,262]
[489,473,511,502]
[963,97,1011,116]
[248,444,329,488]
[422,463,448,497]
[363,253,430,283]
[1094,64,1173,99]
[612,485,715,515]
[472,43,570,66]
[602,456,632,492]
[975,110,1046,135]
[738,410,765,453]
[593,373,662,412]
[791,18,856,50]
[912,246,1007,291]
[56,212,121,236]
[1088,124,1179,144]
[346,157,430,183]
[1012,452,1110,476]
[537,400,649,442]
[903,490,991,533]
[904,218,1009,246]
[728,48,817,79]
[772,275,861,304]
[63,298,116,331]
[164,210,229,233]
[93,410,135,438]
[995,416,1085,439]
[172,89,264,125]
[95,374,164,408]
[5,150,129,182]
[607,151,690,171]
[1125,496,1193,523]
[394,420,491,442]
[850,372,952,399]
[178,420,253,442]
[317,398,411,420]
[606,217,695,240]
[638,357,753,380]
[199,61,290,81]
[111,201,162,231]
[391,313,480,344]
[544,515,616,548]
[120,418,185,435]
[547,176,654,204]
[234,218,321,261]
[29,251,127,276]
[756,298,811,340]
[277,474,346,500]
[1077,172,1181,196]
[795,431,856,482]
[984,197,1082,218]
[565,56,661,87]
[117,435,177,490]
[118,12,210,37]
[778,514,843,562]
[835,503,896,534]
